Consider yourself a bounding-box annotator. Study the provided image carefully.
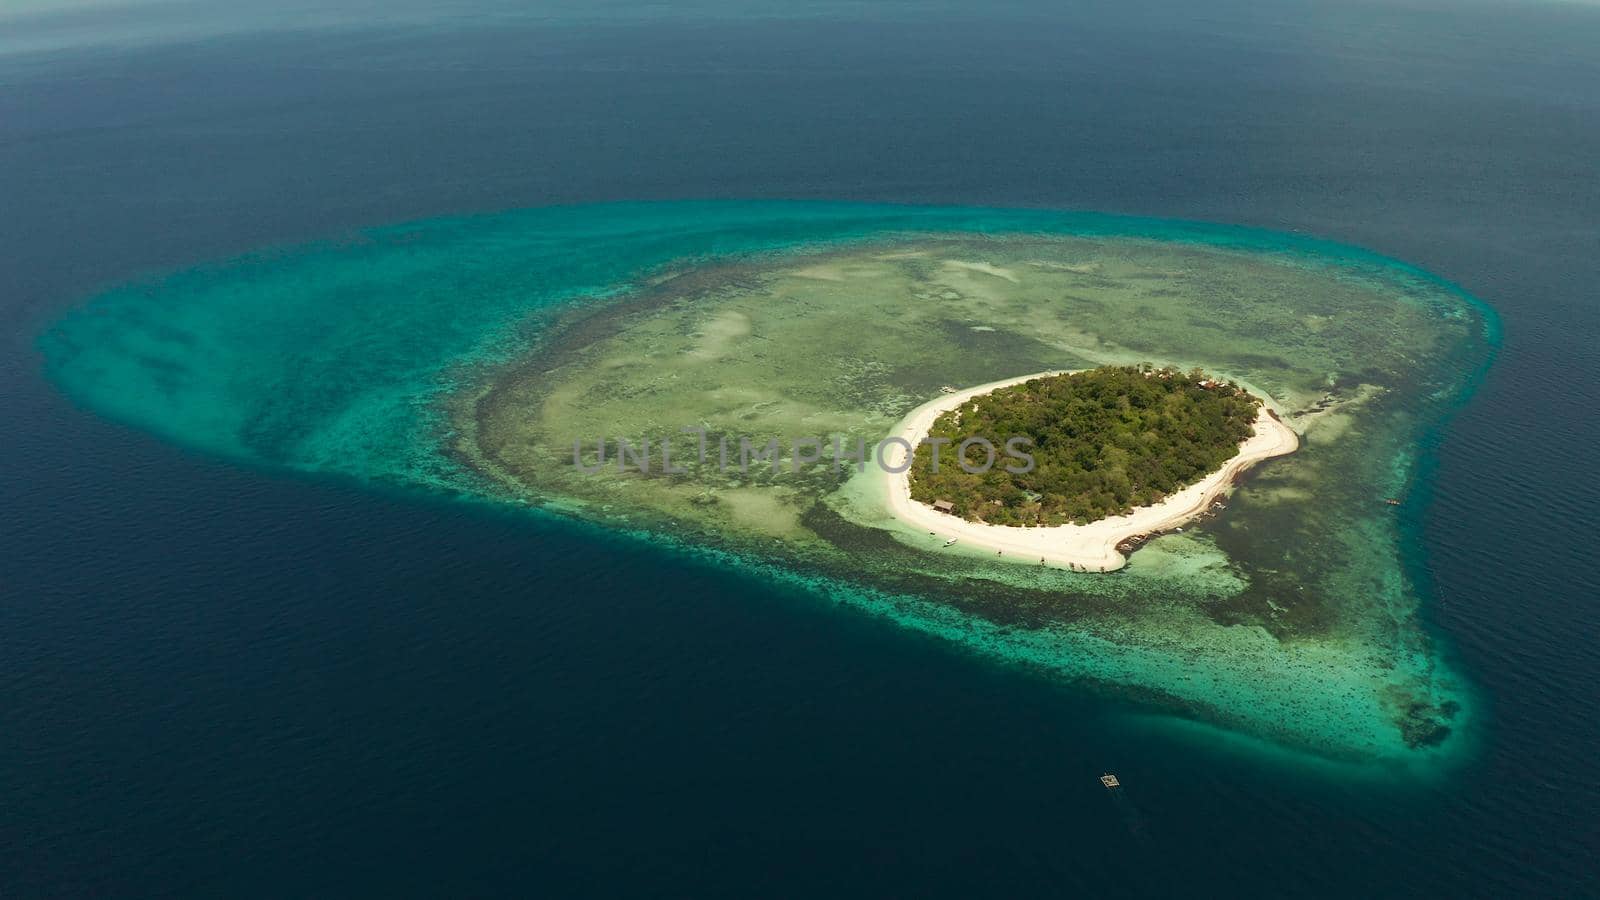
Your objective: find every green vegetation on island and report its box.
[909,366,1260,525]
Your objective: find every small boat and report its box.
[1385,498,1402,506]
[1100,773,1120,789]
[943,538,958,547]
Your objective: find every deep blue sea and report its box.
[3,1,1598,895]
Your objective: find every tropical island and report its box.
[41,203,1490,763]
[908,366,1262,526]
[882,366,1299,572]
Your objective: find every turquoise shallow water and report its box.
[39,201,1498,769]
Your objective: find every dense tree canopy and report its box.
[908,366,1259,526]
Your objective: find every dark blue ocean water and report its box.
[3,1,1598,895]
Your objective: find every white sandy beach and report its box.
[882,371,1300,572]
